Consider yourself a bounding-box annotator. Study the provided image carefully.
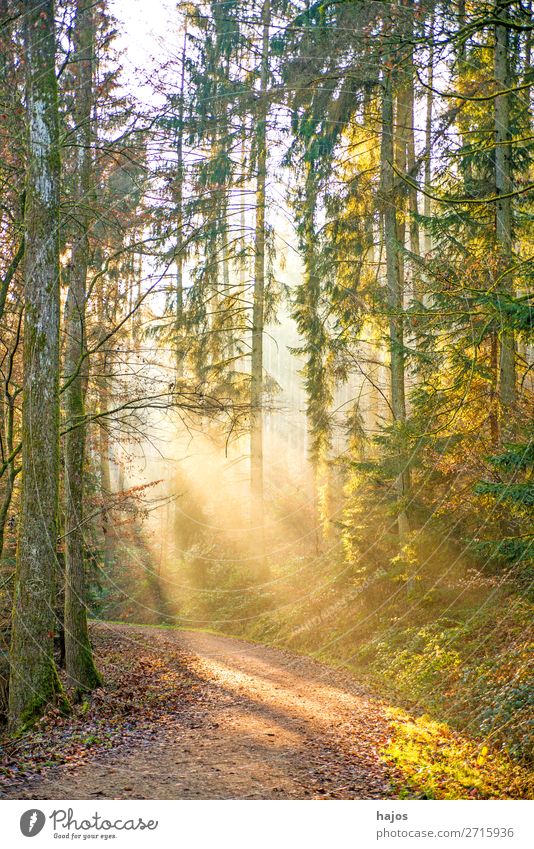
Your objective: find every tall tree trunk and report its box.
[0,0,24,326]
[250,0,270,570]
[423,13,434,257]
[525,1,532,73]
[494,0,516,408]
[302,164,326,554]
[99,377,114,569]
[400,0,422,378]
[394,87,408,302]
[489,330,500,446]
[217,56,233,368]
[230,127,249,372]
[404,1,420,283]
[380,68,410,544]
[174,26,187,380]
[95,280,114,569]
[63,0,100,695]
[8,0,69,732]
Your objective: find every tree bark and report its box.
[423,13,434,257]
[63,0,100,695]
[0,308,22,560]
[403,2,420,281]
[9,0,69,732]
[0,403,18,561]
[174,26,187,380]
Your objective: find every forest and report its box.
[0,0,532,801]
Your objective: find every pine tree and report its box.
[380,58,410,543]
[250,0,271,569]
[494,0,517,408]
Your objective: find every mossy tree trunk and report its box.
[63,0,100,696]
[8,0,69,733]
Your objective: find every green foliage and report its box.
[383,710,532,800]
[470,438,534,568]
[474,481,534,505]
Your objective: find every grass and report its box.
[383,709,533,800]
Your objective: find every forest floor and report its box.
[1,622,530,800]
[0,622,396,799]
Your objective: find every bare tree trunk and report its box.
[380,67,410,545]
[250,0,270,571]
[0,0,24,326]
[494,0,516,408]
[489,330,500,446]
[0,409,17,561]
[9,0,69,732]
[0,309,22,560]
[95,278,114,569]
[0,3,21,557]
[99,385,114,568]
[63,0,100,695]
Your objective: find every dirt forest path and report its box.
[10,624,398,800]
